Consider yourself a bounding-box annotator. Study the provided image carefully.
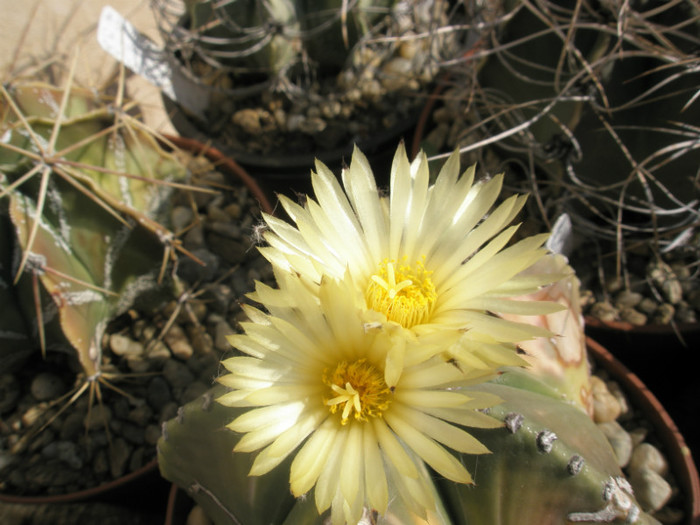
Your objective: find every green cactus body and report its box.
[184,0,299,75]
[0,81,189,376]
[442,379,646,524]
[296,0,396,70]
[0,212,31,372]
[182,0,397,77]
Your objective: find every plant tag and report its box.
[97,6,209,119]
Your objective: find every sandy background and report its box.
[0,0,175,132]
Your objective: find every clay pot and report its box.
[585,316,700,473]
[587,336,700,525]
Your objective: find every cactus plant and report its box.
[156,145,674,524]
[415,0,700,327]
[149,0,481,162]
[0,68,192,379]
[158,253,657,524]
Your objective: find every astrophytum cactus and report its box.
[158,254,653,524]
[0,76,191,378]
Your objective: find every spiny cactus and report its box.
[178,0,393,75]
[150,0,477,157]
[0,71,192,378]
[419,0,700,325]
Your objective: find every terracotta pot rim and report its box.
[160,134,274,215]
[0,458,159,504]
[587,336,700,524]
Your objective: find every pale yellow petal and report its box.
[422,406,503,429]
[217,374,272,391]
[363,424,388,514]
[312,157,365,250]
[229,402,304,433]
[459,311,552,342]
[435,195,528,290]
[399,361,465,389]
[401,151,430,258]
[384,335,405,388]
[384,411,473,484]
[428,174,504,273]
[248,409,326,475]
[245,384,322,405]
[436,223,519,291]
[462,297,566,315]
[418,151,466,255]
[315,426,348,513]
[216,389,252,407]
[394,389,473,408]
[290,418,339,496]
[392,405,491,455]
[342,146,387,260]
[372,419,418,479]
[340,422,363,505]
[389,141,412,259]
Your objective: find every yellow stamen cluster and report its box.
[323,359,392,424]
[366,257,437,328]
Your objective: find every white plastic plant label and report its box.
[97,5,209,119]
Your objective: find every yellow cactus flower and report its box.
[259,143,563,385]
[218,272,503,525]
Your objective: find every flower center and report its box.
[323,359,392,425]
[365,257,437,328]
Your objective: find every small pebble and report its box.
[619,307,647,326]
[30,372,66,401]
[591,376,621,423]
[163,324,195,360]
[653,303,675,325]
[598,421,632,467]
[109,437,131,479]
[59,412,85,441]
[144,424,162,446]
[128,404,154,426]
[187,505,214,525]
[206,232,247,265]
[214,319,236,352]
[615,290,643,309]
[628,443,668,477]
[110,334,145,358]
[629,468,672,512]
[84,404,112,431]
[42,441,83,470]
[163,359,196,390]
[590,301,618,322]
[637,297,658,316]
[182,381,210,404]
[0,374,20,413]
[188,324,214,355]
[171,206,195,232]
[147,377,172,411]
[121,422,146,445]
[159,402,179,424]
